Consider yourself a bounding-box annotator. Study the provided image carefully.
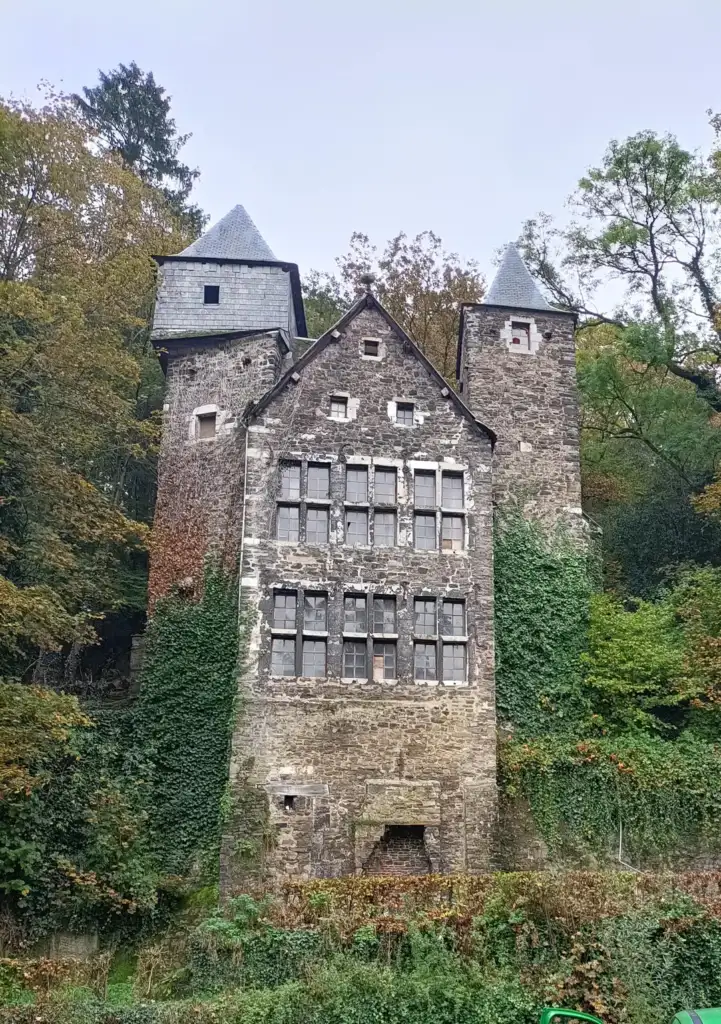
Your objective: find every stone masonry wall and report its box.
[152,261,297,339]
[459,306,583,528]
[220,304,497,888]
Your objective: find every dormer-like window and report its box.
[511,322,530,349]
[364,339,380,357]
[330,396,348,420]
[396,402,414,426]
[204,285,220,304]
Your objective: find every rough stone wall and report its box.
[148,332,285,603]
[363,826,432,876]
[459,306,583,527]
[152,260,297,339]
[221,304,497,888]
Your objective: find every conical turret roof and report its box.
[486,243,552,311]
[179,204,276,261]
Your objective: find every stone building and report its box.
[149,205,581,885]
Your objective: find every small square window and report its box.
[511,322,531,349]
[441,600,465,636]
[276,504,300,541]
[344,594,367,632]
[374,468,396,504]
[307,463,330,500]
[414,642,437,681]
[303,593,327,631]
[330,396,348,420]
[414,512,436,550]
[442,473,464,509]
[346,466,368,502]
[346,509,368,545]
[271,637,296,676]
[414,598,436,636]
[374,511,396,547]
[441,515,464,551]
[204,285,220,304]
[414,471,436,508]
[373,642,396,681]
[273,591,296,630]
[396,402,414,426]
[343,641,367,679]
[306,507,329,544]
[279,462,301,500]
[302,639,326,678]
[364,339,380,357]
[373,596,396,634]
[443,643,466,683]
[197,412,216,439]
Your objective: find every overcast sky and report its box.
[3,0,721,283]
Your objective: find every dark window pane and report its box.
[442,473,464,509]
[414,598,436,635]
[441,515,464,550]
[302,639,326,677]
[414,471,436,508]
[330,396,347,419]
[197,412,216,439]
[344,595,367,632]
[374,511,396,547]
[346,510,368,544]
[303,593,327,631]
[396,402,414,426]
[414,642,437,681]
[414,513,436,550]
[343,641,367,678]
[441,600,465,636]
[364,339,379,356]
[276,504,300,541]
[443,643,466,682]
[273,592,296,629]
[373,597,396,634]
[280,462,301,499]
[271,637,295,676]
[373,642,396,681]
[306,507,328,543]
[374,468,396,504]
[308,463,330,499]
[346,466,368,502]
[204,284,219,304]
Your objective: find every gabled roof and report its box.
[179,204,276,260]
[485,243,553,311]
[246,291,496,446]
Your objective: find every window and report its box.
[197,412,217,439]
[414,598,436,636]
[441,515,464,551]
[346,510,368,545]
[284,795,296,811]
[414,471,436,508]
[303,593,327,631]
[271,637,296,676]
[414,513,436,550]
[374,468,396,504]
[364,339,379,357]
[343,641,367,679]
[279,462,301,500]
[396,402,414,426]
[443,643,466,683]
[302,639,326,677]
[346,466,368,502]
[273,592,297,630]
[414,642,437,681]
[276,504,300,541]
[373,642,396,681]
[204,284,220,304]
[330,396,348,420]
[511,321,531,349]
[374,511,396,547]
[307,463,330,500]
[373,597,396,634]
[441,600,465,636]
[306,507,329,543]
[442,473,464,509]
[344,594,367,632]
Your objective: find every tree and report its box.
[73,62,206,235]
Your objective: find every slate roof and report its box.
[179,205,276,261]
[485,243,553,311]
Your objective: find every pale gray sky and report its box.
[3,0,721,282]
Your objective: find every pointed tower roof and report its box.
[485,243,552,311]
[179,204,276,261]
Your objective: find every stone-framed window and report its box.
[441,514,464,551]
[330,396,348,420]
[307,463,330,500]
[343,640,367,679]
[306,507,329,544]
[273,591,297,630]
[345,509,368,545]
[344,594,367,632]
[414,470,436,508]
[269,587,328,679]
[303,593,327,630]
[276,459,331,544]
[374,467,397,504]
[346,466,368,502]
[413,595,467,685]
[280,461,301,500]
[196,412,216,440]
[276,504,300,541]
[441,472,464,509]
[440,599,465,637]
[396,402,415,426]
[362,338,381,358]
[374,511,396,547]
[203,284,220,304]
[372,641,396,681]
[442,643,466,683]
[414,512,436,550]
[302,639,326,677]
[373,596,396,634]
[271,637,295,676]
[414,598,436,636]
[414,642,437,682]
[501,316,542,355]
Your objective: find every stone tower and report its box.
[457,244,582,527]
[149,205,306,602]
